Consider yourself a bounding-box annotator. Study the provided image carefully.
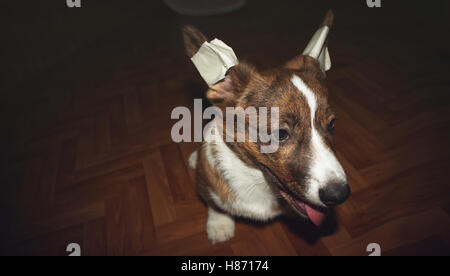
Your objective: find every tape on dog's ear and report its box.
[302,26,331,72]
[191,38,239,86]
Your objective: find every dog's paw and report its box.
[188,150,198,170]
[206,208,235,244]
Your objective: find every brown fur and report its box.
[197,143,236,205]
[182,25,208,58]
[321,10,334,27]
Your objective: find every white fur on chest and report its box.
[204,123,281,221]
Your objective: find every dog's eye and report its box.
[274,129,290,142]
[327,118,337,133]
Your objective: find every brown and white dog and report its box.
[183,10,350,244]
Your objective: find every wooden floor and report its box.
[1,0,450,256]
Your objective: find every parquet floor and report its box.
[1,0,450,256]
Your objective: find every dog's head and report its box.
[183,10,350,226]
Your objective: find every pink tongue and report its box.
[305,205,326,226]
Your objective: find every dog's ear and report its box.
[206,62,258,106]
[182,25,208,58]
[285,10,334,73]
[183,25,252,106]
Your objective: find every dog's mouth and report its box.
[262,166,328,226]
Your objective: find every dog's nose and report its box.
[319,182,350,206]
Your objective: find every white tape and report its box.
[191,38,239,86]
[303,26,331,72]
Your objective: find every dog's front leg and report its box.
[206,207,235,244]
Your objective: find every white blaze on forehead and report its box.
[290,74,346,205]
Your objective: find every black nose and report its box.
[319,182,350,206]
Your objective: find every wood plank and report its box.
[106,176,156,256]
[330,208,450,256]
[83,218,107,256]
[160,143,197,203]
[143,150,177,227]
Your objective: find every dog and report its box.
[183,10,350,244]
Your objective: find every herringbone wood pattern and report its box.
[1,0,450,256]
